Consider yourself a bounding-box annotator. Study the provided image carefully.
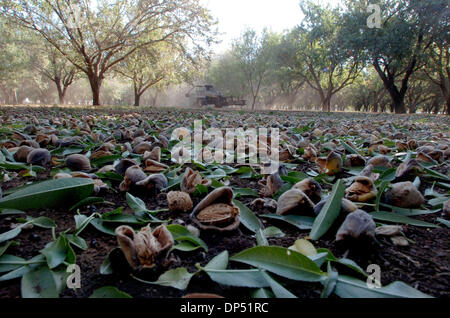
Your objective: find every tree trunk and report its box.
[13,89,18,104]
[392,93,407,114]
[134,92,142,107]
[88,75,102,106]
[383,83,406,114]
[55,80,66,104]
[373,61,408,114]
[251,97,257,110]
[0,85,10,104]
[321,96,331,112]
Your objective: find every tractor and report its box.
[185,85,246,108]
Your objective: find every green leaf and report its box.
[0,241,18,258]
[91,154,122,168]
[205,168,227,179]
[273,183,293,200]
[436,218,450,228]
[261,271,296,298]
[230,246,325,282]
[316,248,368,277]
[262,226,285,238]
[427,196,449,208]
[379,203,440,216]
[0,254,45,280]
[89,286,132,298]
[320,262,338,298]
[126,192,148,213]
[234,166,254,177]
[133,267,195,290]
[377,168,397,182]
[375,180,390,211]
[233,199,261,233]
[0,226,23,244]
[370,212,439,228]
[40,236,69,269]
[201,250,270,288]
[21,267,59,298]
[154,267,195,290]
[423,167,450,182]
[341,141,361,155]
[74,213,99,235]
[100,248,119,275]
[193,184,209,196]
[0,254,26,274]
[251,288,274,298]
[69,197,104,212]
[334,275,432,298]
[0,162,44,171]
[95,171,124,182]
[65,234,88,250]
[171,241,202,252]
[167,224,208,252]
[203,268,270,288]
[310,179,346,240]
[90,219,116,236]
[233,188,259,198]
[0,216,53,244]
[30,217,56,229]
[0,178,94,210]
[261,214,314,230]
[205,251,229,270]
[256,228,269,246]
[0,208,26,215]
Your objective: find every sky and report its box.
[200,0,341,53]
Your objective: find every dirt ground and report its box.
[0,107,449,298]
[0,166,448,298]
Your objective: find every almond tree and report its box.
[231,29,276,110]
[424,42,449,114]
[281,2,362,112]
[30,42,78,104]
[114,38,196,107]
[1,0,216,106]
[342,0,448,114]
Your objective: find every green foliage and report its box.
[0,178,95,210]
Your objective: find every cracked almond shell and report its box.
[316,151,342,176]
[115,158,139,176]
[276,189,315,215]
[180,168,211,194]
[143,146,161,162]
[132,142,153,154]
[119,165,147,192]
[144,159,168,173]
[135,173,168,192]
[115,224,173,270]
[344,154,366,167]
[367,155,392,168]
[292,178,322,204]
[259,171,284,198]
[345,176,378,203]
[395,159,424,181]
[190,187,240,232]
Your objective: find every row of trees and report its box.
[0,0,448,113]
[207,0,449,114]
[0,0,216,106]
